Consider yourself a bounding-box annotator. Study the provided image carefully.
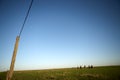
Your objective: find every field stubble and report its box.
[0,66,120,80]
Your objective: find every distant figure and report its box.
[77,66,79,69]
[91,65,93,68]
[88,65,91,68]
[84,65,86,68]
[80,66,82,69]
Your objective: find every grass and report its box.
[0,66,120,80]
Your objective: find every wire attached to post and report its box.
[19,0,34,37]
[6,1,34,80]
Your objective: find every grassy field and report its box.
[0,66,120,80]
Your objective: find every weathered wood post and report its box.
[6,0,34,80]
[6,36,20,80]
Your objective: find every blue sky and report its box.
[0,0,120,71]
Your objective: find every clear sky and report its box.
[0,0,120,71]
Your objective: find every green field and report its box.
[0,66,120,80]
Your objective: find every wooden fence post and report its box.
[6,36,20,80]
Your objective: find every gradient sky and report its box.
[0,0,120,71]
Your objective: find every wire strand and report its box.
[19,0,34,37]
